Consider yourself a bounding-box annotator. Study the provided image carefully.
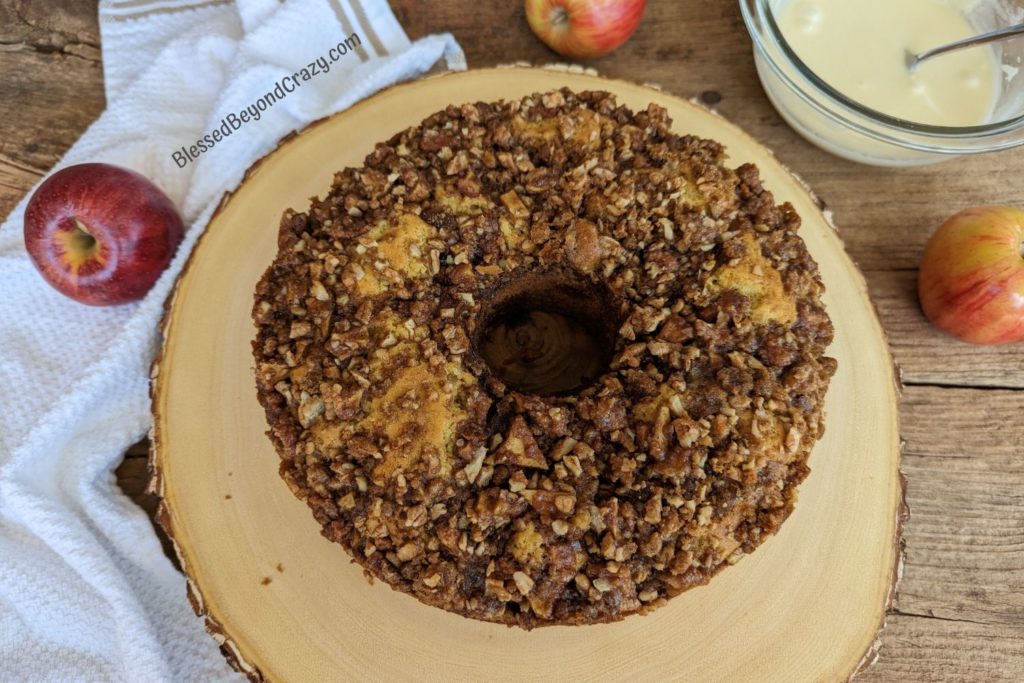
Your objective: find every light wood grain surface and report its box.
[152,69,902,682]
[1,1,1021,680]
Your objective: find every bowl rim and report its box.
[740,0,1024,150]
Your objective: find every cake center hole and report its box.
[477,272,619,396]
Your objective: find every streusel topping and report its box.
[253,89,836,628]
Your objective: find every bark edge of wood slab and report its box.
[149,67,904,683]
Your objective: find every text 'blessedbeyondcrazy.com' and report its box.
[172,32,362,169]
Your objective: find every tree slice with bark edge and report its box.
[150,67,905,682]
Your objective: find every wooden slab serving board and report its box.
[150,67,903,682]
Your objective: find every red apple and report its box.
[525,0,646,60]
[918,206,1024,345]
[23,163,184,306]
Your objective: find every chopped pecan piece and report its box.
[492,416,547,469]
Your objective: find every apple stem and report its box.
[72,218,97,253]
[550,6,570,32]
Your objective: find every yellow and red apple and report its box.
[525,0,646,59]
[918,206,1024,345]
[23,163,184,306]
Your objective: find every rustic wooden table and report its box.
[1,1,1021,680]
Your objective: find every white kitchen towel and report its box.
[0,1,465,680]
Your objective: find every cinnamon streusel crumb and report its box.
[252,89,836,628]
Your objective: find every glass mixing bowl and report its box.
[740,0,1024,166]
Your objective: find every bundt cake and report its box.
[252,88,836,628]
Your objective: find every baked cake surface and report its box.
[252,89,836,628]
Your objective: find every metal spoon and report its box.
[907,23,1024,72]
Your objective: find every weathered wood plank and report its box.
[0,0,101,49]
[897,451,1024,627]
[901,386,1024,458]
[866,269,1024,389]
[0,154,43,218]
[859,385,1024,681]
[115,448,178,569]
[0,44,105,176]
[0,0,104,219]
[897,396,1024,627]
[861,614,1024,682]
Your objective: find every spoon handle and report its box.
[914,23,1024,67]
